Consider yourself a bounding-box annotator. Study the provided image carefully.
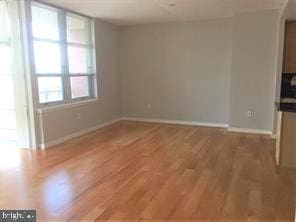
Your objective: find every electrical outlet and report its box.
[247,111,253,118]
[147,104,151,109]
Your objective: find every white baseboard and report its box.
[40,118,121,149]
[39,118,274,149]
[121,117,229,128]
[228,127,272,135]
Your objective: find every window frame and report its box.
[28,2,97,108]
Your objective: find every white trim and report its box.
[121,117,229,128]
[228,127,272,135]
[21,0,39,149]
[37,99,97,114]
[39,118,121,149]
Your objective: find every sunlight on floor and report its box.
[43,171,73,213]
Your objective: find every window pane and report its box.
[68,46,88,73]
[32,5,59,40]
[38,77,63,103]
[0,45,11,75]
[0,1,10,43]
[70,76,90,98]
[0,110,17,129]
[67,16,87,44]
[0,76,15,109]
[34,41,61,74]
[0,129,18,141]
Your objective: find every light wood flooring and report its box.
[1,121,296,221]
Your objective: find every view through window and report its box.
[31,3,96,106]
[0,0,18,146]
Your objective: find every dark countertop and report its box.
[275,102,296,113]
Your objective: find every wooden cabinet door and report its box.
[284,22,296,73]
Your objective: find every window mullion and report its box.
[87,20,95,74]
[89,19,97,96]
[58,9,71,103]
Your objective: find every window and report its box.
[0,1,18,143]
[30,3,96,106]
[38,77,63,103]
[33,41,62,74]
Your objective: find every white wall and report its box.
[120,19,232,125]
[36,9,281,147]
[229,10,279,131]
[120,10,280,132]
[37,19,121,146]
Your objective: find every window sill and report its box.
[37,99,98,114]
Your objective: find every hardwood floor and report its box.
[1,121,296,221]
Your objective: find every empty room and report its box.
[1,0,296,221]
